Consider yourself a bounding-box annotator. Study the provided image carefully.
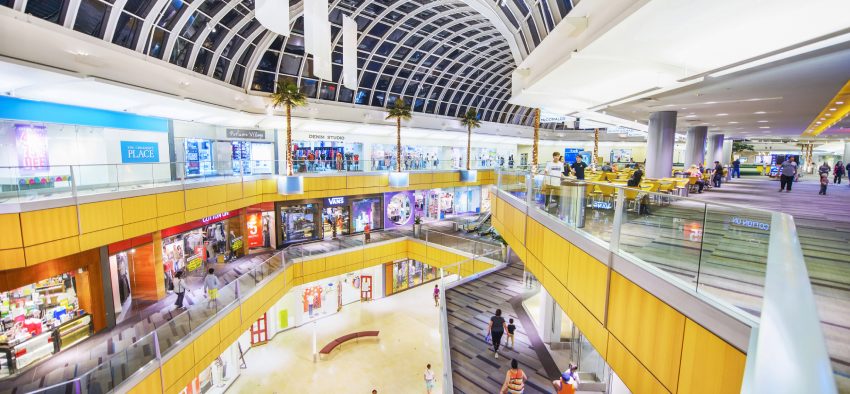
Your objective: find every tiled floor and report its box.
[227,282,445,393]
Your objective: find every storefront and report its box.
[292,137,363,172]
[0,273,93,375]
[161,210,244,290]
[384,259,438,296]
[276,202,320,245]
[320,196,350,238]
[276,195,383,245]
[173,121,275,178]
[246,203,277,252]
[180,332,247,394]
[418,186,485,220]
[107,235,160,310]
[370,144,441,171]
[351,196,383,233]
[384,191,415,229]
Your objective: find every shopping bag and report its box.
[484,332,492,344]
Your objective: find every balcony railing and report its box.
[495,169,836,394]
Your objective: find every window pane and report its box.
[73,0,110,38]
[279,54,301,75]
[300,79,319,98]
[319,83,338,100]
[112,13,142,48]
[355,89,371,105]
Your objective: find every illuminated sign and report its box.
[202,211,231,223]
[308,134,345,141]
[246,213,263,248]
[591,201,613,210]
[325,196,347,206]
[15,124,49,170]
[120,141,159,163]
[226,129,266,139]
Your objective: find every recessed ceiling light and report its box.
[830,108,837,111]
[716,113,728,116]
[825,114,831,116]
[685,114,696,118]
[821,118,826,120]
[759,126,770,129]
[817,122,822,124]
[754,111,766,114]
[757,120,768,123]
[837,101,845,104]
[728,121,738,124]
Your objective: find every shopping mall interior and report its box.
[0,0,848,393]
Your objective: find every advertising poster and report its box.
[352,198,381,232]
[384,191,415,229]
[15,124,49,171]
[246,213,263,248]
[185,139,200,175]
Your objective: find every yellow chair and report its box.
[623,187,641,212]
[605,173,618,182]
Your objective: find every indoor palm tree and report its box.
[270,81,307,176]
[386,98,412,172]
[459,108,481,170]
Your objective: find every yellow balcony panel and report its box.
[20,206,79,247]
[0,249,25,271]
[157,212,186,230]
[0,214,23,249]
[123,219,157,239]
[78,200,124,234]
[156,191,185,216]
[79,226,124,251]
[25,236,80,267]
[184,187,208,210]
[226,182,243,201]
[121,195,157,224]
[206,185,227,205]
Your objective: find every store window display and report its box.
[161,212,244,291]
[0,273,93,374]
[322,206,350,239]
[180,334,244,394]
[278,203,320,245]
[352,197,383,232]
[385,259,438,296]
[384,191,414,229]
[108,251,133,314]
[246,206,277,252]
[371,144,440,171]
[291,140,363,172]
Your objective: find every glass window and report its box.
[387,29,406,43]
[284,35,305,56]
[73,0,110,38]
[390,79,405,94]
[360,72,377,88]
[279,54,301,75]
[250,71,275,92]
[366,60,383,72]
[338,87,355,103]
[300,79,319,98]
[376,75,391,91]
[193,49,213,74]
[124,0,155,18]
[257,51,279,72]
[180,12,209,41]
[368,22,390,37]
[358,36,379,51]
[376,42,394,57]
[26,0,66,24]
[355,89,371,105]
[319,83,337,100]
[112,13,142,48]
[231,64,245,86]
[213,57,230,80]
[221,8,241,28]
[372,91,386,107]
[169,38,193,67]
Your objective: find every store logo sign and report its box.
[226,129,266,139]
[326,196,346,206]
[202,211,231,223]
[308,134,345,141]
[731,217,770,231]
[120,141,159,163]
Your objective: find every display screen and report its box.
[15,124,49,171]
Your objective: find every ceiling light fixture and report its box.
[830,108,837,111]
[837,101,845,104]
[716,113,728,116]
[757,120,768,123]
[728,121,738,124]
[754,111,766,114]
[759,126,770,129]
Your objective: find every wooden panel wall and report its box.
[491,193,747,394]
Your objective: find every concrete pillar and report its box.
[722,139,733,164]
[684,126,707,167]
[645,111,677,178]
[707,134,724,164]
[540,290,562,344]
[843,142,850,163]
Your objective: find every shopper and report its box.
[779,157,797,192]
[487,309,508,358]
[364,223,371,244]
[686,165,705,193]
[501,359,527,394]
[601,162,613,172]
[712,161,724,188]
[552,364,579,394]
[570,156,588,180]
[834,161,845,184]
[543,152,566,213]
[819,162,831,176]
[820,171,829,195]
[203,268,220,309]
[506,318,516,349]
[173,271,186,309]
[732,158,741,178]
[424,364,436,394]
[627,164,643,187]
[433,284,440,307]
[846,162,850,186]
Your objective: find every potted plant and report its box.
[459,108,481,181]
[413,215,423,238]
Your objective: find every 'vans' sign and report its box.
[325,197,346,206]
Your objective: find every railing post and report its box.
[610,188,625,251]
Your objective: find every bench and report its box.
[319,331,380,357]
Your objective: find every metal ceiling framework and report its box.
[6,0,573,126]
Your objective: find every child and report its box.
[820,172,828,195]
[506,318,516,349]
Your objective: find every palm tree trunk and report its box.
[396,117,402,172]
[533,108,540,172]
[286,103,293,176]
[466,126,471,171]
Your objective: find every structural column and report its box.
[706,134,725,164]
[843,142,850,163]
[539,290,562,345]
[645,111,677,178]
[722,139,733,164]
[684,126,707,167]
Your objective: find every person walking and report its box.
[779,157,797,192]
[834,161,845,184]
[846,162,850,186]
[570,155,588,180]
[487,309,508,358]
[543,152,566,213]
[424,364,436,394]
[364,223,371,244]
[819,162,831,176]
[173,271,186,309]
[732,158,741,178]
[552,364,579,394]
[203,268,220,309]
[433,284,440,307]
[506,318,516,349]
[500,359,527,394]
[820,171,829,195]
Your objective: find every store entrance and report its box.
[321,207,350,239]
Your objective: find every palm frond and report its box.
[386,98,412,121]
[270,81,307,109]
[459,108,481,129]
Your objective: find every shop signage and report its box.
[161,210,240,238]
[226,129,266,139]
[325,196,347,206]
[246,213,263,248]
[202,211,232,224]
[308,134,345,141]
[15,124,49,170]
[120,141,160,163]
[231,237,244,251]
[591,201,613,210]
[731,217,770,231]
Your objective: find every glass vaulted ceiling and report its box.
[7,0,573,126]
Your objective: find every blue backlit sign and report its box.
[120,141,160,163]
[325,196,347,206]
